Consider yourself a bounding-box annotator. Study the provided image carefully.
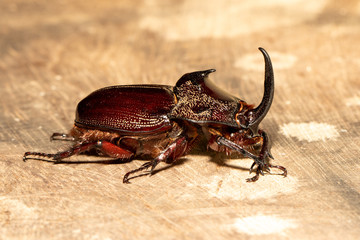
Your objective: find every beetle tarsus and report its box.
[150,159,160,173]
[268,163,287,177]
[247,162,287,182]
[123,161,153,184]
[249,161,257,174]
[249,160,269,175]
[23,152,55,162]
[246,167,261,182]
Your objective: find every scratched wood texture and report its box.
[1,0,360,239]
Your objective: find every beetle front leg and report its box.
[248,130,287,182]
[247,130,272,176]
[216,131,287,182]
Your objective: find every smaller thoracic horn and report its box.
[201,69,216,76]
[247,47,274,134]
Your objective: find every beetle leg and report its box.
[50,133,76,141]
[216,131,286,182]
[216,136,259,162]
[246,130,286,181]
[23,140,134,162]
[93,140,134,159]
[122,161,153,184]
[216,136,268,177]
[250,131,278,163]
[122,122,198,183]
[122,136,191,183]
[247,163,287,182]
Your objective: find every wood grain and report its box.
[1,0,360,239]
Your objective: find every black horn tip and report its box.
[258,47,269,58]
[202,69,216,76]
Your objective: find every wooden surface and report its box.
[1,1,360,239]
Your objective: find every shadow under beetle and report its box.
[23,48,287,183]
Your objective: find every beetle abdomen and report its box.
[75,85,175,134]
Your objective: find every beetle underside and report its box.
[23,48,287,183]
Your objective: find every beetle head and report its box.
[238,48,274,135]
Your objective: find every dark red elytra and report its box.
[23,48,287,183]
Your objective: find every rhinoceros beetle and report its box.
[23,48,287,183]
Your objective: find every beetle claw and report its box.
[247,162,267,182]
[246,168,261,182]
[247,162,287,182]
[248,154,272,180]
[122,161,155,183]
[268,164,288,177]
[249,161,256,174]
[150,159,160,174]
[23,153,29,162]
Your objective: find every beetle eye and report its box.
[237,114,248,128]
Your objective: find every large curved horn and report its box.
[247,47,274,134]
